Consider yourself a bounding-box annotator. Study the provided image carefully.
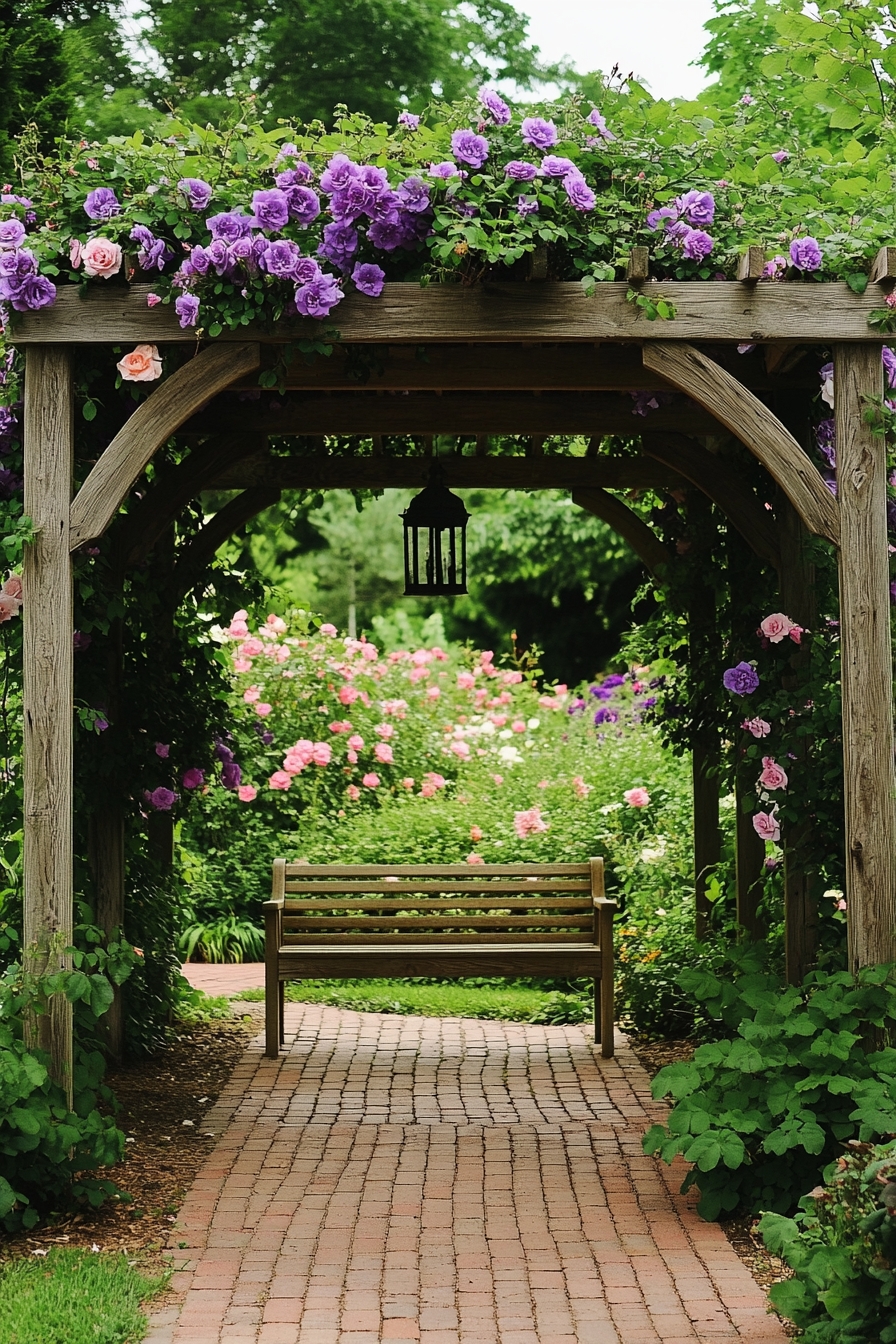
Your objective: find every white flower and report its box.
[498,745,523,764]
[527,717,540,729]
[498,728,513,740]
[599,802,623,815]
[655,908,667,917]
[640,838,667,864]
[821,374,834,408]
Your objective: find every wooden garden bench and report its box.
[264,858,616,1058]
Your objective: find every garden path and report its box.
[147,992,787,1344]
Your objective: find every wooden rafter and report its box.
[168,488,281,607]
[571,488,670,577]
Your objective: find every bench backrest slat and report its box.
[281,931,593,944]
[284,862,589,878]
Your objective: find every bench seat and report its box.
[264,858,616,1058]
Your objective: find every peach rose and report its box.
[759,612,794,644]
[116,344,161,383]
[0,594,20,623]
[82,237,122,279]
[2,574,22,600]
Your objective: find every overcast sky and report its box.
[514,0,717,101]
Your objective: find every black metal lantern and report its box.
[402,472,469,596]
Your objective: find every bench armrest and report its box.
[593,896,617,912]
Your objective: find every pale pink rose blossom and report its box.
[491,714,507,727]
[514,807,549,839]
[319,623,338,636]
[401,777,415,789]
[742,717,771,738]
[312,742,332,766]
[426,687,441,699]
[624,787,651,808]
[760,612,795,643]
[347,749,358,764]
[347,784,361,801]
[347,734,364,751]
[362,772,380,788]
[116,344,162,382]
[0,594,20,623]
[339,685,360,705]
[82,236,123,279]
[233,657,251,672]
[240,638,264,657]
[752,809,781,842]
[411,649,433,665]
[266,614,287,634]
[2,575,21,600]
[470,825,483,841]
[450,740,470,758]
[374,742,394,764]
[254,702,272,717]
[243,687,261,703]
[329,720,352,733]
[237,785,257,802]
[573,775,592,799]
[457,671,476,689]
[375,723,394,739]
[511,720,526,733]
[409,667,429,683]
[360,642,378,661]
[493,774,504,785]
[69,238,83,268]
[466,853,485,865]
[269,770,292,790]
[226,610,249,637]
[758,756,788,790]
[146,292,162,307]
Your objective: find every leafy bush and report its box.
[644,958,896,1220]
[760,1139,896,1343]
[178,914,264,964]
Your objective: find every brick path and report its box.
[182,963,266,995]
[146,1004,786,1344]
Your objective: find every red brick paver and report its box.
[182,962,266,995]
[146,1004,786,1344]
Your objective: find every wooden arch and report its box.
[16,273,896,1088]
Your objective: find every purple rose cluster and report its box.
[0,198,55,312]
[646,189,716,261]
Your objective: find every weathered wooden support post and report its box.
[734,787,766,938]
[23,346,74,1097]
[835,345,896,970]
[693,742,721,939]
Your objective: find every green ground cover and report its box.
[0,1248,166,1344]
[235,977,591,1023]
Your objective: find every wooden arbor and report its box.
[13,275,896,1089]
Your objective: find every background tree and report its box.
[0,0,70,176]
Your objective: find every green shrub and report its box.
[178,914,264,964]
[644,958,896,1220]
[760,1139,896,1343]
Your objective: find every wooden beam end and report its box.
[626,248,650,284]
[737,246,766,284]
[869,246,896,286]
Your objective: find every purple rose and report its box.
[675,190,715,227]
[146,786,177,812]
[478,87,511,126]
[772,150,789,164]
[816,418,836,468]
[790,236,822,272]
[369,188,403,223]
[602,674,625,688]
[0,220,25,250]
[129,225,171,272]
[0,246,36,291]
[318,221,359,270]
[177,177,212,210]
[175,293,200,328]
[84,187,120,221]
[504,161,538,181]
[228,236,256,270]
[205,239,232,275]
[275,142,299,161]
[397,177,430,213]
[681,228,714,260]
[451,129,489,169]
[428,161,464,180]
[221,761,242,790]
[521,117,558,149]
[646,205,678,231]
[285,186,320,225]
[186,244,211,276]
[594,707,619,725]
[155,743,170,758]
[320,154,360,194]
[206,211,253,243]
[564,174,595,211]
[183,768,205,789]
[261,239,302,280]
[352,262,385,296]
[541,156,576,177]
[586,108,615,142]
[398,111,420,130]
[251,189,290,232]
[761,255,788,281]
[9,274,56,312]
[367,215,406,251]
[517,197,539,218]
[295,273,344,318]
[294,255,322,285]
[722,662,760,695]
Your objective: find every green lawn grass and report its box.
[0,1248,167,1344]
[234,977,591,1024]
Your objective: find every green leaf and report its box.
[846,272,868,294]
[829,104,863,129]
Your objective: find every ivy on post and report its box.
[834,344,896,970]
[22,345,75,1101]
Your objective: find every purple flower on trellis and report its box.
[221,761,242,790]
[183,768,205,789]
[451,129,489,169]
[541,156,576,178]
[318,222,359,270]
[320,154,360,194]
[564,174,595,211]
[352,262,386,297]
[427,161,464,180]
[505,161,538,181]
[206,211,253,243]
[251,189,290,232]
[681,228,714,260]
[516,197,539,218]
[397,177,430,213]
[722,662,760,695]
[177,177,212,210]
[84,187,120,221]
[175,293,199,328]
[145,787,177,811]
[772,151,789,164]
[261,239,303,280]
[586,109,615,141]
[521,117,558,149]
[398,111,420,131]
[646,205,678,232]
[285,186,320,226]
[675,190,715,227]
[0,220,25,250]
[129,225,171,272]
[294,273,344,318]
[594,707,618,725]
[478,87,511,126]
[790,236,822,272]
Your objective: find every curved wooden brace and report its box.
[571,488,671,578]
[120,433,266,571]
[70,342,261,549]
[641,432,781,571]
[167,487,281,609]
[642,342,840,546]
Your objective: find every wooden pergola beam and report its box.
[643,343,840,545]
[168,488,281,607]
[571,489,670,577]
[184,392,720,437]
[11,282,889,345]
[207,454,684,493]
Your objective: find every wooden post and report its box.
[23,346,74,1098]
[835,345,896,970]
[735,782,766,937]
[693,743,721,939]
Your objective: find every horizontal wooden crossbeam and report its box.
[185,391,720,437]
[11,281,889,345]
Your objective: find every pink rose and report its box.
[466,853,485,865]
[254,702,272,717]
[375,723,394,739]
[450,740,470,758]
[347,784,361,801]
[362,772,380,788]
[759,612,794,643]
[401,777,414,789]
[470,825,483,841]
[347,734,364,751]
[266,614,287,634]
[426,687,441,699]
[319,623,337,636]
[573,775,592,799]
[374,742,394,764]
[243,687,261,703]
[69,238,82,268]
[457,671,476,689]
[491,715,507,727]
[758,756,788,791]
[312,742,332,766]
[116,344,162,382]
[752,809,780,842]
[742,717,771,738]
[240,638,264,657]
[360,642,378,661]
[2,574,22,600]
[347,749,358,764]
[146,292,162,307]
[82,236,122,279]
[0,594,20,623]
[624,787,651,808]
[514,806,549,839]
[232,658,251,672]
[493,774,504,785]
[237,785,257,802]
[269,770,292,790]
[329,720,352,733]
[339,685,360,705]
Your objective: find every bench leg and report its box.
[600,971,615,1059]
[279,980,285,1044]
[265,973,280,1060]
[593,978,600,1046]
